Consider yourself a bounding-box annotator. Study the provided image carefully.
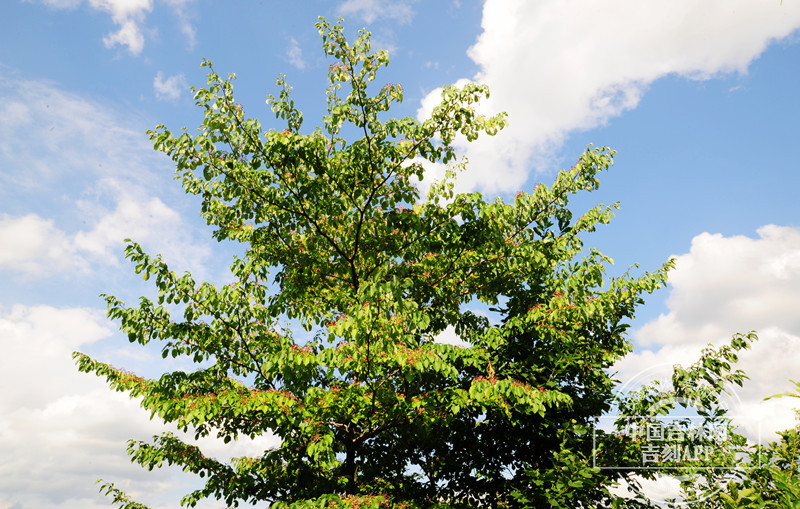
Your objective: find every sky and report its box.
[1,1,800,507]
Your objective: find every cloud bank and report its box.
[418,0,800,193]
[0,71,268,507]
[0,73,214,278]
[0,304,278,509]
[616,225,800,440]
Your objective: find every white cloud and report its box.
[337,0,417,25]
[0,304,141,506]
[32,0,198,55]
[89,0,153,20]
[418,0,800,193]
[74,181,212,273]
[434,325,470,347]
[0,75,212,279]
[153,71,187,100]
[0,186,211,278]
[0,304,278,508]
[101,18,147,55]
[615,225,800,440]
[286,37,306,70]
[0,214,81,274]
[0,72,259,506]
[639,225,800,348]
[89,0,153,55]
[0,32,260,509]
[0,74,156,191]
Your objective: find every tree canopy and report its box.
[74,18,796,509]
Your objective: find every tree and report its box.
[75,18,674,508]
[672,378,800,508]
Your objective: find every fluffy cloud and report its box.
[616,225,800,439]
[153,71,187,100]
[76,181,212,274]
[88,0,153,55]
[434,325,470,348]
[0,304,142,507]
[0,70,272,506]
[417,0,800,193]
[637,226,800,348]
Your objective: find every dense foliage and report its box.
[74,18,798,508]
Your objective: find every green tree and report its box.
[75,18,673,508]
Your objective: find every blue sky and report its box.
[1,1,800,507]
